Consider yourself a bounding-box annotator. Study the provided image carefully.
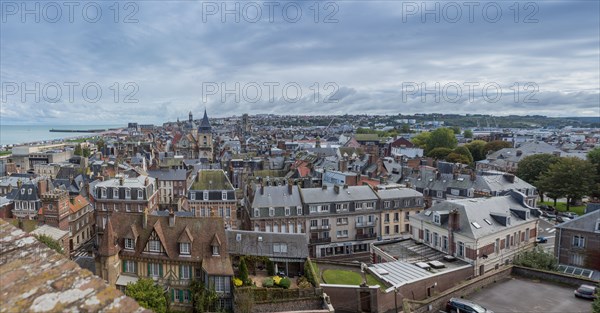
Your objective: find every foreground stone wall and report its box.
[0,218,149,313]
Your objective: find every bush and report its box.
[278,277,291,289]
[233,278,243,287]
[304,260,317,286]
[266,259,275,276]
[262,277,274,288]
[297,276,312,289]
[514,247,557,271]
[273,275,282,285]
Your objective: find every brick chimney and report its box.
[287,180,293,195]
[143,207,148,229]
[448,208,460,255]
[260,184,264,195]
[169,209,175,227]
[334,185,340,194]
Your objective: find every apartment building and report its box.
[249,182,304,234]
[147,168,189,209]
[376,187,424,239]
[187,170,237,229]
[410,191,538,276]
[554,210,600,271]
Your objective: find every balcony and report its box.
[309,225,331,231]
[355,233,377,240]
[310,237,332,244]
[355,221,375,228]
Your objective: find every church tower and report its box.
[197,109,213,161]
[189,111,193,123]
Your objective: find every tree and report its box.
[410,132,431,150]
[588,148,600,199]
[124,278,167,313]
[35,234,64,254]
[593,284,600,313]
[427,147,453,160]
[513,247,557,271]
[463,129,473,139]
[400,124,412,133]
[464,140,487,161]
[449,126,461,135]
[239,257,250,285]
[74,144,83,156]
[425,128,457,154]
[266,259,275,276]
[446,152,471,164]
[516,154,560,202]
[483,140,512,154]
[190,280,218,313]
[537,157,597,210]
[453,146,473,164]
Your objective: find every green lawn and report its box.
[66,137,92,143]
[0,150,11,156]
[322,269,385,288]
[539,201,586,215]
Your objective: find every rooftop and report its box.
[191,169,233,191]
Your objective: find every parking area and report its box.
[467,277,593,313]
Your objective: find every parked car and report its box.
[542,211,556,219]
[562,212,578,219]
[536,236,548,244]
[574,284,598,300]
[538,204,549,210]
[446,298,493,313]
[556,216,572,223]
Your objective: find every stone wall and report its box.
[512,266,599,287]
[250,298,328,313]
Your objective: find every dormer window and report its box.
[595,220,600,232]
[212,245,219,256]
[254,209,259,217]
[203,191,209,200]
[101,188,106,198]
[190,192,195,201]
[113,188,119,199]
[433,213,441,225]
[125,238,135,250]
[125,188,131,199]
[507,217,511,225]
[180,242,190,255]
[21,189,25,195]
[138,189,143,199]
[221,191,227,200]
[27,189,32,195]
[269,207,275,217]
[149,239,161,252]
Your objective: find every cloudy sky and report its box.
[1,0,599,124]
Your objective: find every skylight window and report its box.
[424,211,432,216]
[483,218,492,225]
[471,222,482,229]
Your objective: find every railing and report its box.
[309,225,331,231]
[356,221,375,228]
[310,237,332,244]
[356,233,377,240]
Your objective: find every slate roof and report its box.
[555,210,600,232]
[30,224,69,241]
[411,193,535,239]
[103,212,233,276]
[147,169,188,181]
[376,188,423,200]
[252,185,302,208]
[226,230,309,259]
[198,109,212,132]
[13,182,40,201]
[300,185,378,204]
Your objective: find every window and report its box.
[394,200,400,207]
[269,207,275,217]
[297,207,302,215]
[321,219,329,226]
[310,205,317,213]
[101,188,106,198]
[395,212,400,222]
[174,289,181,302]
[506,217,511,225]
[442,236,448,251]
[437,191,443,198]
[335,203,349,212]
[226,208,231,218]
[433,232,439,246]
[180,265,191,279]
[138,190,143,199]
[384,201,390,208]
[254,209,259,217]
[525,228,530,241]
[458,241,464,257]
[336,230,348,238]
[394,225,399,233]
[384,226,389,234]
[190,192,196,201]
[365,202,374,209]
[149,240,161,252]
[484,218,492,225]
[595,220,600,232]
[126,204,131,212]
[124,260,136,273]
[180,242,190,255]
[113,189,119,198]
[573,235,585,248]
[433,213,440,224]
[384,214,390,222]
[285,207,290,216]
[337,217,348,225]
[505,235,510,249]
[570,254,584,266]
[148,263,161,277]
[212,245,219,256]
[425,229,430,243]
[471,222,482,229]
[214,276,225,292]
[203,191,209,200]
[125,189,131,199]
[218,207,224,217]
[319,205,329,212]
[125,238,135,250]
[183,290,190,302]
[201,208,207,217]
[273,243,288,253]
[310,220,318,228]
[221,191,227,200]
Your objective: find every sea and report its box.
[0,124,124,147]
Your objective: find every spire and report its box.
[99,217,118,256]
[198,108,212,132]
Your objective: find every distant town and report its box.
[0,111,599,313]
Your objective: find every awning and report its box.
[269,257,306,263]
[116,275,139,286]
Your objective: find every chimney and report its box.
[503,173,515,183]
[452,171,458,180]
[470,170,476,181]
[69,174,74,185]
[343,184,348,189]
[339,159,348,172]
[436,170,441,180]
[169,209,175,227]
[17,179,23,190]
[37,179,48,197]
[516,150,522,157]
[322,185,328,190]
[119,176,124,186]
[260,184,264,195]
[287,180,293,195]
[449,209,460,231]
[143,207,148,229]
[145,177,149,186]
[334,185,340,194]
